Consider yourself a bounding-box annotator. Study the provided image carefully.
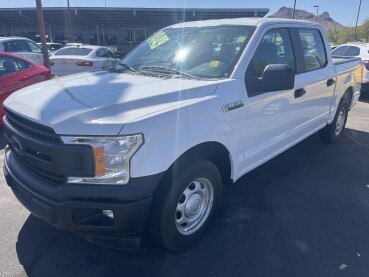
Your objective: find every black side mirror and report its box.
[261,64,295,92]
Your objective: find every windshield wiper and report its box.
[141,66,199,79]
[112,63,137,72]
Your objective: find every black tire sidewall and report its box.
[159,160,222,251]
[330,100,349,141]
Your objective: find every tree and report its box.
[328,29,339,44]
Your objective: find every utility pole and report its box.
[292,0,297,19]
[354,0,362,40]
[35,0,50,69]
[67,0,73,42]
[313,5,319,23]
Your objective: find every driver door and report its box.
[238,27,304,174]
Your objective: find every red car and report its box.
[0,52,51,122]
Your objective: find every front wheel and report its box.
[319,99,349,143]
[148,159,222,251]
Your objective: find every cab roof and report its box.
[169,17,320,29]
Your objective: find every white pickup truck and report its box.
[3,18,362,251]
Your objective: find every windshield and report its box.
[115,25,255,79]
[54,47,93,56]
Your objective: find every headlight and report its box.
[61,134,143,185]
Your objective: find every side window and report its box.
[14,40,32,52]
[297,29,327,72]
[96,48,108,58]
[345,46,360,57]
[107,50,116,58]
[245,28,295,96]
[3,41,16,52]
[27,41,42,53]
[331,45,349,56]
[0,56,22,77]
[250,28,295,78]
[15,58,32,70]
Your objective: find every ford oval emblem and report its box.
[9,135,23,155]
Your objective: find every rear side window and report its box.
[0,56,31,77]
[297,29,327,72]
[345,46,360,56]
[3,40,32,52]
[54,48,93,56]
[331,46,349,56]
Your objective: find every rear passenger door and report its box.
[293,28,336,129]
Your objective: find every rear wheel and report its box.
[319,98,349,143]
[148,159,222,251]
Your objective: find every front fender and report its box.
[122,97,240,179]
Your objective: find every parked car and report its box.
[37,42,63,56]
[331,42,369,91]
[2,18,362,251]
[49,45,120,76]
[0,37,43,64]
[0,52,51,122]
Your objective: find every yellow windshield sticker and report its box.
[210,60,220,67]
[147,31,170,49]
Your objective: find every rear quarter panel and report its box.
[329,58,362,123]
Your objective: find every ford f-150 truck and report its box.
[3,18,363,251]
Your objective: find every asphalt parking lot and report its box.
[0,97,369,277]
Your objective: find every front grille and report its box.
[5,108,61,144]
[14,154,67,185]
[4,109,94,185]
[4,109,67,185]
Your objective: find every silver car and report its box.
[0,37,44,64]
[332,42,369,92]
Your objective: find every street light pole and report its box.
[354,0,362,40]
[292,0,297,19]
[35,0,50,69]
[313,5,319,23]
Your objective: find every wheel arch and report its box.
[163,141,233,186]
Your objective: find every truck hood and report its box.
[4,71,219,135]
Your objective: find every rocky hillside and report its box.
[269,7,345,32]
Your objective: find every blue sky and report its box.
[1,0,368,27]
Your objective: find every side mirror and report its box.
[261,64,295,92]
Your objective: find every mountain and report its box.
[269,7,345,32]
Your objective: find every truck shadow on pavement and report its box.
[0,127,7,150]
[15,131,369,277]
[359,93,369,104]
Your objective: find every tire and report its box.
[148,159,222,251]
[319,98,349,143]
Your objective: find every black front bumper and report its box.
[4,148,163,250]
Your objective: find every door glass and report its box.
[298,29,327,72]
[27,41,42,53]
[250,28,295,78]
[345,46,360,56]
[3,42,16,52]
[331,46,349,56]
[96,48,109,57]
[107,49,116,58]
[14,40,32,52]
[245,28,295,96]
[0,56,22,77]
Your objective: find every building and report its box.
[0,7,269,53]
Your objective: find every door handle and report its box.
[294,88,306,98]
[327,78,335,87]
